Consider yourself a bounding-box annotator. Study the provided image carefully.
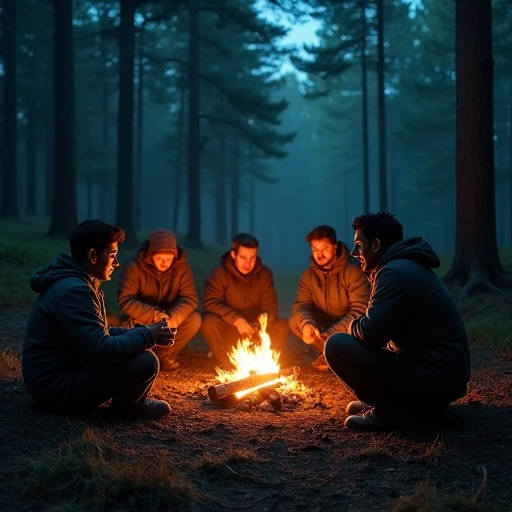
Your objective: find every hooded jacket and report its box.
[117,239,198,325]
[22,254,153,406]
[291,241,370,336]
[351,237,471,390]
[203,251,279,326]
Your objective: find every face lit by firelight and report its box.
[351,228,381,273]
[152,253,175,272]
[232,246,258,275]
[88,242,120,282]
[310,238,336,269]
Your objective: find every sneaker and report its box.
[159,359,179,371]
[344,407,417,431]
[110,398,171,420]
[346,400,369,415]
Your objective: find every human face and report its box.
[89,242,120,281]
[231,246,258,275]
[152,253,175,272]
[351,228,381,273]
[310,238,336,269]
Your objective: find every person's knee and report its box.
[137,350,159,379]
[325,332,356,359]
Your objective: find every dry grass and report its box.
[14,427,205,511]
[392,471,490,512]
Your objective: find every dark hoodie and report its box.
[22,254,153,407]
[351,237,471,392]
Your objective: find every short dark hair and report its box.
[352,212,403,254]
[231,233,259,253]
[70,220,125,259]
[306,225,337,245]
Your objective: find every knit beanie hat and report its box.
[147,229,178,258]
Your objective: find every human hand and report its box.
[233,317,255,338]
[146,318,176,346]
[302,323,322,345]
[153,309,169,322]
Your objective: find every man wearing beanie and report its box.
[117,229,201,371]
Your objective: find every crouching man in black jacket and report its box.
[23,220,174,419]
[325,212,471,431]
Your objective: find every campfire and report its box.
[207,314,301,411]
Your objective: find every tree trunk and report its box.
[376,0,388,212]
[185,0,203,249]
[361,0,370,214]
[116,0,138,247]
[444,0,511,298]
[47,0,77,237]
[214,129,228,245]
[171,88,186,232]
[1,0,19,219]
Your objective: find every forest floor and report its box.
[1,296,512,511]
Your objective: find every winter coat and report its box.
[117,241,199,326]
[351,236,471,390]
[291,241,370,336]
[203,252,279,326]
[22,254,154,405]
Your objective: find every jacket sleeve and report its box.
[259,267,279,323]
[291,270,317,331]
[117,258,156,324]
[203,266,242,326]
[166,263,199,325]
[326,264,370,336]
[58,285,153,365]
[351,266,410,348]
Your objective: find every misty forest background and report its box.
[1,0,511,299]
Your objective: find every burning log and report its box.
[207,366,301,406]
[258,386,283,411]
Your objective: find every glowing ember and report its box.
[215,313,285,398]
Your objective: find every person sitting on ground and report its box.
[23,219,174,419]
[325,212,471,431]
[117,229,201,372]
[289,225,370,371]
[200,233,289,370]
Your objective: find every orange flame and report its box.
[215,313,283,397]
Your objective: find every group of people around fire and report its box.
[22,212,471,431]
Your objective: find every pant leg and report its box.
[67,350,159,411]
[324,333,456,411]
[200,313,241,366]
[267,317,290,353]
[155,311,202,361]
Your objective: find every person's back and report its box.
[358,237,470,390]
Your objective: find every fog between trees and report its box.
[1,0,510,276]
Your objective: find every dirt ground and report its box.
[1,305,511,512]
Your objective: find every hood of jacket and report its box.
[137,239,188,274]
[309,241,352,276]
[30,253,97,293]
[220,250,264,280]
[379,236,441,270]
